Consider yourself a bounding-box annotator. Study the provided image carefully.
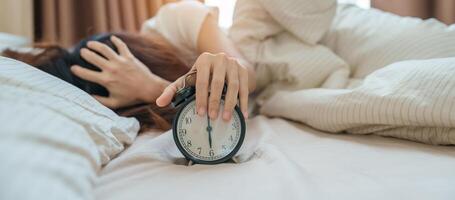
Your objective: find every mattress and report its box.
[95,116,455,200]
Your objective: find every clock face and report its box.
[174,98,244,164]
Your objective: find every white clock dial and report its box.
[176,100,242,162]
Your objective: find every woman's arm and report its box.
[196,13,256,92]
[72,7,255,121]
[156,13,256,120]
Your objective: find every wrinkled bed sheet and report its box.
[95,116,455,200]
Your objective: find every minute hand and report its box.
[206,114,213,148]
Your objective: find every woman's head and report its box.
[5,32,189,96]
[3,31,190,131]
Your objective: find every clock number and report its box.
[229,135,234,142]
[197,147,202,155]
[179,129,187,136]
[186,140,192,147]
[209,149,214,157]
[232,122,239,130]
[185,117,192,124]
[222,145,227,150]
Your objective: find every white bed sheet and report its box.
[95,116,455,200]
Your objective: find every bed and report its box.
[95,116,455,200]
[1,2,455,200]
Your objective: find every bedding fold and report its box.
[261,58,455,145]
[230,3,455,145]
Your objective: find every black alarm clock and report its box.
[171,85,246,165]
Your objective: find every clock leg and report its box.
[187,160,194,166]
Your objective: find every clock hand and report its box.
[206,114,213,149]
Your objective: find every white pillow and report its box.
[322,4,455,78]
[0,57,139,199]
[0,32,30,52]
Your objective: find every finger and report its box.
[71,65,105,84]
[223,61,239,121]
[93,95,119,109]
[156,77,183,107]
[195,55,211,116]
[80,48,110,70]
[86,41,118,60]
[208,54,227,120]
[239,67,249,119]
[156,84,177,107]
[111,35,134,57]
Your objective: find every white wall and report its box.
[338,0,371,9]
[205,0,370,28]
[0,0,34,40]
[205,0,237,28]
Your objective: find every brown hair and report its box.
[3,31,190,131]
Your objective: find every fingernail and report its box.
[87,41,94,46]
[210,110,218,119]
[243,111,249,119]
[198,107,206,116]
[223,111,231,121]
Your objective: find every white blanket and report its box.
[230,2,455,145]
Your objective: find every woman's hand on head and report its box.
[156,52,249,121]
[71,36,169,109]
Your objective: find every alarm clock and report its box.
[171,86,246,165]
